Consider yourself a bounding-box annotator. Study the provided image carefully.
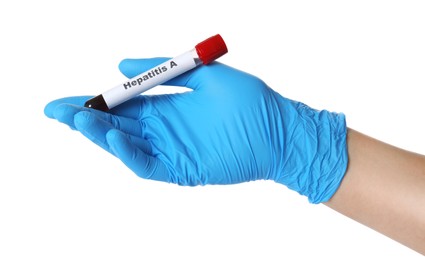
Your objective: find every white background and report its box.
[1,0,424,259]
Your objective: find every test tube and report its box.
[84,34,228,111]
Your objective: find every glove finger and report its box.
[89,108,143,137]
[44,96,92,119]
[118,58,202,90]
[74,111,151,155]
[50,102,143,136]
[74,111,116,152]
[106,129,169,182]
[52,104,90,130]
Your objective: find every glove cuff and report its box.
[275,101,348,204]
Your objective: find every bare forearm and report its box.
[325,129,425,255]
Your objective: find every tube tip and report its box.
[84,95,109,112]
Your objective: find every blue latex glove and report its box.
[44,59,348,203]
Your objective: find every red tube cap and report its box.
[195,34,228,65]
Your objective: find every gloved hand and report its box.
[44,58,348,203]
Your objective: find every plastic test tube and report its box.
[84,34,228,111]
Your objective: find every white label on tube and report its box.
[102,51,197,109]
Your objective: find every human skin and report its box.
[325,129,425,255]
